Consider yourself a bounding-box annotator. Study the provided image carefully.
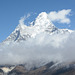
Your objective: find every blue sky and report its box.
[0,0,75,42]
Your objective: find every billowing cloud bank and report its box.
[0,31,75,69]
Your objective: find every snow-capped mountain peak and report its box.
[32,12,54,28]
[3,12,73,43]
[30,12,57,34]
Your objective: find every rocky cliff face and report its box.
[0,69,4,75]
[6,62,75,75]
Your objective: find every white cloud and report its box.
[1,31,75,70]
[19,16,25,25]
[19,13,31,25]
[48,9,71,24]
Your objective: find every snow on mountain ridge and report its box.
[4,12,73,43]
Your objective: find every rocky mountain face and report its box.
[0,62,75,75]
[0,69,4,75]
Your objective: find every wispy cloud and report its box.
[48,9,71,24]
[19,13,31,25]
